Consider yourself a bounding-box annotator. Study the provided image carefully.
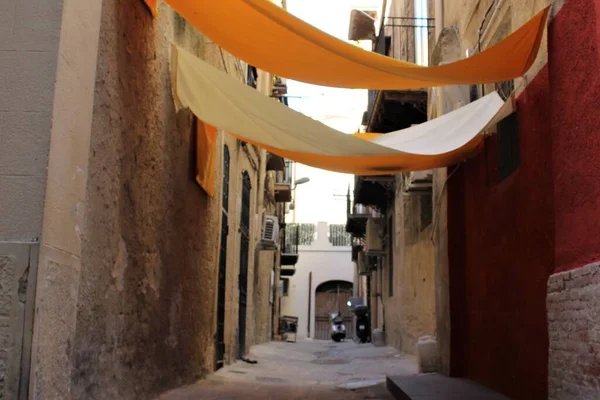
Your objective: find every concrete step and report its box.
[386,373,511,400]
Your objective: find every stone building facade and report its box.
[0,0,290,399]
[349,0,600,398]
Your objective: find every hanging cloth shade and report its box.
[171,45,514,176]
[147,0,549,89]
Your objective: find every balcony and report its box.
[353,174,395,213]
[364,17,434,133]
[275,160,293,203]
[280,243,299,272]
[346,194,373,237]
[280,223,300,272]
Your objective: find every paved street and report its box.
[158,340,417,399]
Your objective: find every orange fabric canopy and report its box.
[147,0,548,89]
[196,120,218,196]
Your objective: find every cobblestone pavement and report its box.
[158,340,417,399]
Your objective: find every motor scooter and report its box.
[330,312,346,342]
[353,305,370,343]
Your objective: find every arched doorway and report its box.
[314,280,353,340]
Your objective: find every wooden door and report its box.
[314,281,353,340]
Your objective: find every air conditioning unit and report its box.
[404,170,433,193]
[365,217,385,255]
[262,215,279,244]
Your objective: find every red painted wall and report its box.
[448,0,600,397]
[549,0,600,272]
[449,66,553,400]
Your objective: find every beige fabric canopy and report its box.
[171,46,514,175]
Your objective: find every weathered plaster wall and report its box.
[384,179,436,356]
[545,0,600,397]
[429,25,465,376]
[448,65,553,400]
[443,1,598,398]
[64,2,222,398]
[442,0,551,91]
[251,249,276,344]
[549,0,600,273]
[29,0,273,398]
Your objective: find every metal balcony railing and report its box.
[366,17,435,127]
[329,224,351,247]
[285,223,315,249]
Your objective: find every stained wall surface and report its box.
[27,0,276,399]
[546,0,600,397]
[384,177,436,356]
[443,1,555,398]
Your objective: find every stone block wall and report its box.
[384,175,436,356]
[547,262,600,399]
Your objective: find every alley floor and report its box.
[157,340,417,400]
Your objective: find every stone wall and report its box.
[60,2,223,398]
[28,0,276,398]
[384,176,436,356]
[547,263,600,399]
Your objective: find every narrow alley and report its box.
[2,0,600,399]
[158,341,415,400]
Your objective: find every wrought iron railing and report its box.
[285,223,315,251]
[329,224,351,247]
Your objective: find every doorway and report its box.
[314,280,353,340]
[238,172,251,358]
[215,146,230,370]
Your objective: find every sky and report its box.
[285,0,380,224]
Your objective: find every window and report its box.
[497,113,520,181]
[280,279,290,297]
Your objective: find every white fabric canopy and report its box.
[171,45,513,173]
